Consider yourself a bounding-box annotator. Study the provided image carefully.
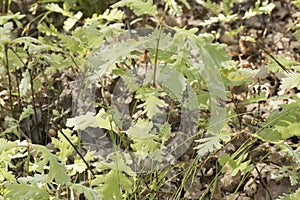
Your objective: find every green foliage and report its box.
[6,181,50,200]
[199,0,275,37]
[32,144,71,184]
[66,109,119,132]
[67,150,96,176]
[70,184,100,200]
[219,137,255,176]
[1,0,300,199]
[165,0,191,16]
[92,169,133,200]
[1,105,33,138]
[276,166,299,186]
[278,142,300,165]
[243,0,275,19]
[280,73,300,90]
[126,119,160,158]
[278,188,300,200]
[258,102,300,142]
[0,130,101,199]
[64,0,109,17]
[0,139,70,199]
[159,67,187,101]
[112,0,157,16]
[0,139,21,182]
[292,0,300,9]
[219,153,252,176]
[266,55,298,74]
[136,88,166,119]
[0,22,13,41]
[295,26,300,41]
[52,129,78,163]
[0,12,25,27]
[195,133,231,156]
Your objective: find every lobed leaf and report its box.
[5,182,50,200]
[51,128,78,163]
[258,102,300,141]
[33,144,71,184]
[92,169,133,200]
[280,73,300,90]
[71,184,100,200]
[112,0,157,16]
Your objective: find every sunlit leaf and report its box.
[66,112,98,130]
[33,144,71,184]
[19,105,33,122]
[126,119,159,158]
[280,73,300,90]
[67,150,96,176]
[112,0,157,16]
[63,11,83,31]
[51,128,78,163]
[5,182,50,200]
[195,135,223,156]
[137,95,165,119]
[0,22,13,41]
[0,13,25,26]
[92,169,133,200]
[159,66,187,101]
[100,8,124,21]
[71,184,100,200]
[258,102,300,141]
[266,55,297,73]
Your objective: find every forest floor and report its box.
[1,0,300,199]
[156,1,300,199]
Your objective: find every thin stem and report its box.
[265,49,291,73]
[26,138,31,176]
[28,66,40,143]
[153,27,162,87]
[59,130,96,178]
[15,69,22,113]
[123,6,132,38]
[2,0,8,15]
[257,42,291,73]
[9,46,26,113]
[254,164,272,200]
[4,43,14,118]
[70,53,82,72]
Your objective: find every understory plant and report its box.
[0,0,300,199]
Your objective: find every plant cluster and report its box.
[0,0,300,199]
